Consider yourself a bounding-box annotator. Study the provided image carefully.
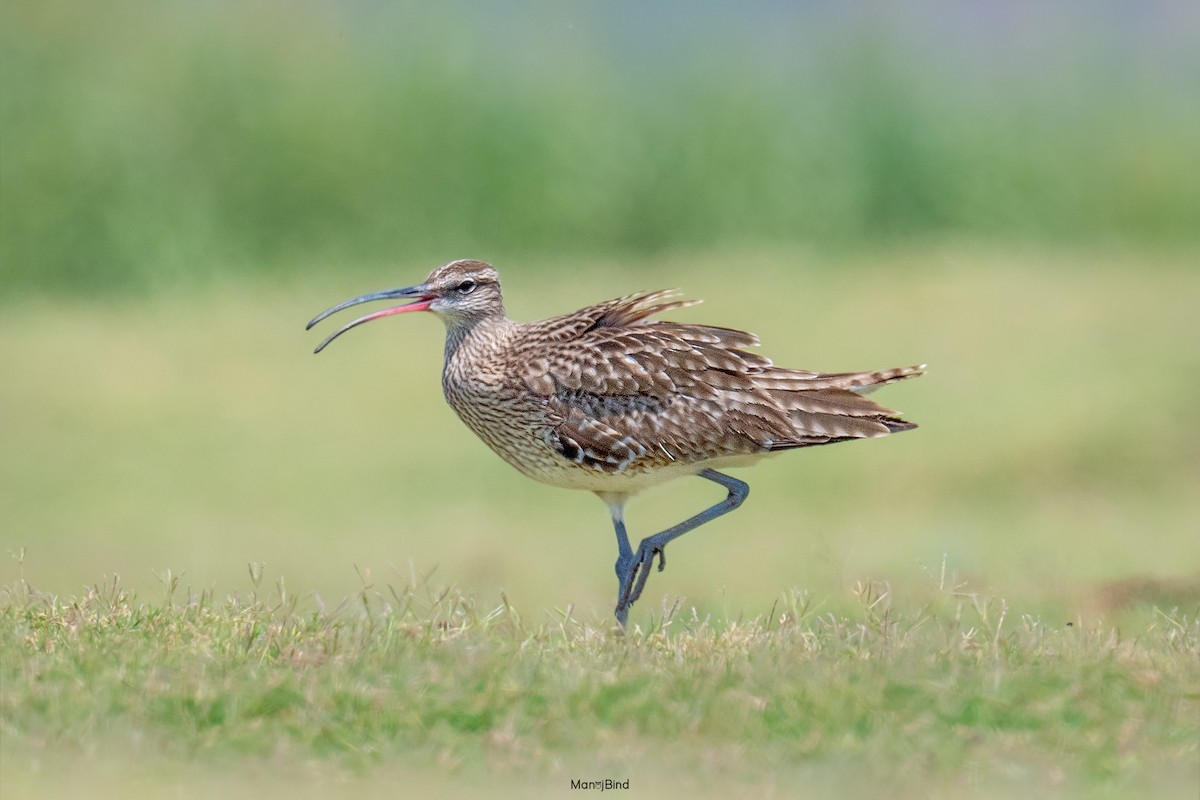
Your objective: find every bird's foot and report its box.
[614,604,629,628]
[614,541,668,623]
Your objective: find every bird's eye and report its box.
[456,280,477,295]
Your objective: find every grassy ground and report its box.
[2,568,1197,799]
[2,245,1199,795]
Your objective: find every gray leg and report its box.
[614,469,749,623]
[610,505,635,626]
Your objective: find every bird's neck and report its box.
[442,313,515,369]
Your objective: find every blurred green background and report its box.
[1,1,1197,616]
[4,1,1199,293]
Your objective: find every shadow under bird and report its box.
[308,259,924,625]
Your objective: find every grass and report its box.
[1,244,1198,796]
[2,563,1197,799]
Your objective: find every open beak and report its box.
[306,284,435,353]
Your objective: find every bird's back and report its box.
[440,290,922,494]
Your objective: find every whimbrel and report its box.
[308,259,923,625]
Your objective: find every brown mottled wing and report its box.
[515,291,921,473]
[549,407,650,473]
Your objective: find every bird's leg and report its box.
[601,496,635,626]
[617,469,749,620]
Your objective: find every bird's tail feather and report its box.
[842,364,926,395]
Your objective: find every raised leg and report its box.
[613,469,749,624]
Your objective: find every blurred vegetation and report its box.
[3,1,1198,294]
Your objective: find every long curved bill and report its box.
[307,285,434,353]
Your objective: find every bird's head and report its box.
[307,259,504,352]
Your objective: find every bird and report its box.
[307,259,923,625]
